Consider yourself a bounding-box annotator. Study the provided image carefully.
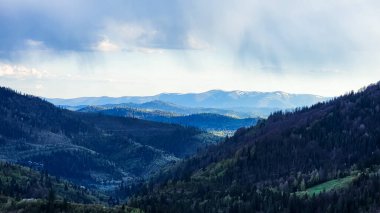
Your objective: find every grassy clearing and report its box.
[296,175,357,196]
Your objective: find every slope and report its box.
[0,87,218,189]
[129,82,380,212]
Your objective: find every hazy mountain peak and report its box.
[46,90,328,117]
[143,100,178,106]
[232,90,248,96]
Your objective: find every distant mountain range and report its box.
[78,105,258,133]
[75,100,253,118]
[47,90,329,117]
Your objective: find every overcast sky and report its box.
[1,0,380,98]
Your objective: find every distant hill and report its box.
[78,106,258,132]
[129,82,380,212]
[167,113,257,130]
[64,100,254,118]
[47,90,328,117]
[0,87,219,190]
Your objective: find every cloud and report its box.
[134,47,164,54]
[186,35,210,50]
[181,0,380,70]
[1,0,380,75]
[3,0,380,100]
[95,21,161,52]
[0,0,189,57]
[103,21,158,44]
[35,84,44,90]
[25,39,45,49]
[93,38,120,52]
[0,64,47,79]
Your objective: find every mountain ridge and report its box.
[46,90,328,112]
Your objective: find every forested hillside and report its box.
[129,82,380,212]
[79,106,258,132]
[0,87,218,189]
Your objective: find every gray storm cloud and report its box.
[1,0,380,71]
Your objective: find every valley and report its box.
[1,83,379,212]
[0,87,219,191]
[76,103,259,135]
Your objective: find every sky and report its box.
[0,0,380,98]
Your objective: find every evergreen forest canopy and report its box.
[128,82,380,213]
